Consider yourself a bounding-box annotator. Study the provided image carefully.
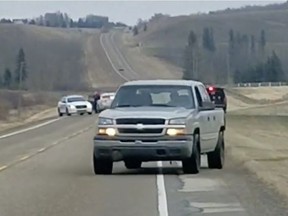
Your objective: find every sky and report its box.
[0,1,285,25]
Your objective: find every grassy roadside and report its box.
[0,90,94,133]
[0,90,61,133]
[226,114,288,202]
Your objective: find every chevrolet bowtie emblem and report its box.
[136,123,144,130]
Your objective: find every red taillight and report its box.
[208,86,215,92]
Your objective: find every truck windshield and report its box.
[111,85,195,109]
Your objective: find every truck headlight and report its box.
[168,118,186,125]
[98,128,116,136]
[166,128,185,136]
[98,117,113,125]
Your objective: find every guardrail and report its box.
[221,82,288,88]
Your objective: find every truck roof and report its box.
[122,79,202,87]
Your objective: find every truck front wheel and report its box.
[93,156,113,175]
[207,131,225,169]
[182,134,201,174]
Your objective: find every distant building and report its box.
[13,19,25,24]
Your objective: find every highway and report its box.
[0,31,288,216]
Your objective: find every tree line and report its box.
[0,12,127,29]
[183,28,284,83]
[0,48,28,89]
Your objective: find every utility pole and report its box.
[17,61,24,118]
[226,52,231,85]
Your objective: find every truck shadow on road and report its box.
[110,165,212,176]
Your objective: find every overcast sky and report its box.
[0,1,285,25]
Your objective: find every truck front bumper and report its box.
[93,135,193,161]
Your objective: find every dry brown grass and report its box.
[0,24,93,91]
[227,115,288,201]
[135,7,288,80]
[0,90,61,121]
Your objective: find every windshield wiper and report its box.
[149,104,177,107]
[115,105,141,108]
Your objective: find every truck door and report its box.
[195,85,218,152]
[195,86,209,152]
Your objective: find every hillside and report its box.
[134,2,288,83]
[0,24,126,122]
[0,24,114,91]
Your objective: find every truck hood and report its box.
[100,107,195,119]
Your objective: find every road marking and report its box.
[0,165,8,171]
[37,148,46,153]
[0,125,93,173]
[0,118,60,139]
[100,33,129,81]
[110,32,139,77]
[190,202,245,214]
[157,161,169,216]
[179,177,225,192]
[20,155,30,161]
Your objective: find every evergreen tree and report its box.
[143,23,147,31]
[183,30,198,80]
[3,68,12,88]
[260,29,266,49]
[202,28,210,50]
[250,35,255,54]
[15,48,28,85]
[265,51,283,82]
[202,27,215,52]
[133,26,139,36]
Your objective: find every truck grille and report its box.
[116,118,165,125]
[76,105,87,109]
[118,128,163,134]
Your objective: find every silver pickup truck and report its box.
[93,80,226,174]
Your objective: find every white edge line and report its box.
[0,118,60,139]
[100,33,129,81]
[157,161,169,216]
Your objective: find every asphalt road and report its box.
[0,30,287,216]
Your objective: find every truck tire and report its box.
[207,131,225,169]
[93,156,113,175]
[182,134,201,174]
[124,160,142,169]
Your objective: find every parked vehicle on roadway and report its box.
[93,80,226,174]
[57,95,93,116]
[97,92,115,112]
[206,86,227,113]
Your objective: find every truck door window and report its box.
[198,85,211,103]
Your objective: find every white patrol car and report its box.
[57,95,93,116]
